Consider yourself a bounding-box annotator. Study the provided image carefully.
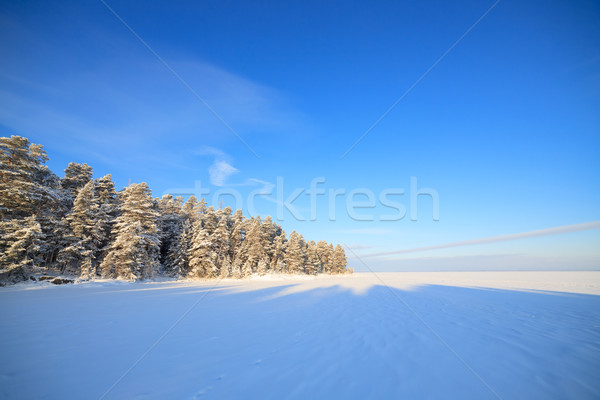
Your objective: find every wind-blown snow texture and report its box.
[1,272,599,399]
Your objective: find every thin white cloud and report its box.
[337,228,397,235]
[209,160,239,187]
[195,146,227,159]
[343,244,373,250]
[361,221,600,258]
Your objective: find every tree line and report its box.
[0,136,349,284]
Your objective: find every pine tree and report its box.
[61,162,93,201]
[273,231,287,273]
[231,256,242,278]
[243,217,264,273]
[99,183,161,280]
[0,136,67,278]
[261,216,277,268]
[305,240,320,275]
[230,209,246,268]
[157,194,184,275]
[286,231,306,274]
[0,217,44,283]
[257,257,268,276]
[94,174,119,261]
[332,244,348,274]
[58,180,104,278]
[167,195,198,277]
[188,224,216,278]
[211,208,231,272]
[202,206,218,235]
[242,259,253,278]
[219,255,232,278]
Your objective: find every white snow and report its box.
[1,271,599,399]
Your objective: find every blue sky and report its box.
[1,0,599,271]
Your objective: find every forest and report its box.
[0,136,349,285]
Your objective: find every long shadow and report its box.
[1,282,599,400]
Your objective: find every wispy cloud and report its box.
[0,49,308,170]
[209,160,239,187]
[195,146,227,159]
[337,228,397,235]
[343,244,374,250]
[361,221,600,258]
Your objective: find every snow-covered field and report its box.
[1,272,599,399]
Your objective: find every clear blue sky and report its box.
[1,0,599,271]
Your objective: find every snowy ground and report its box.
[1,271,599,399]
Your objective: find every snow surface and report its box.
[1,271,599,399]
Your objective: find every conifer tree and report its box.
[100,183,160,280]
[230,209,245,267]
[231,257,242,279]
[188,224,216,278]
[332,244,348,274]
[166,196,198,277]
[305,240,320,275]
[157,194,183,275]
[286,231,306,274]
[211,208,231,271]
[243,217,264,273]
[61,162,93,201]
[273,231,287,273]
[219,254,232,278]
[202,206,218,235]
[0,136,66,278]
[58,180,103,278]
[0,217,43,283]
[257,257,268,276]
[94,174,119,259]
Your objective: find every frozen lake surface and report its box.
[1,271,599,399]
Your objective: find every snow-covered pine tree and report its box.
[33,163,70,266]
[230,209,245,268]
[61,162,93,201]
[257,257,268,276]
[94,174,119,262]
[99,183,161,281]
[231,256,242,278]
[0,216,44,283]
[188,223,216,278]
[321,243,334,273]
[273,230,287,273]
[332,244,348,274]
[211,208,231,272]
[157,194,184,275]
[261,216,277,269]
[166,196,198,277]
[0,136,67,279]
[285,231,306,274]
[202,206,218,235]
[305,240,320,275]
[58,180,105,278]
[241,259,253,278]
[0,136,50,219]
[243,216,265,274]
[315,240,329,273]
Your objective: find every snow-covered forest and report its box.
[0,135,349,285]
